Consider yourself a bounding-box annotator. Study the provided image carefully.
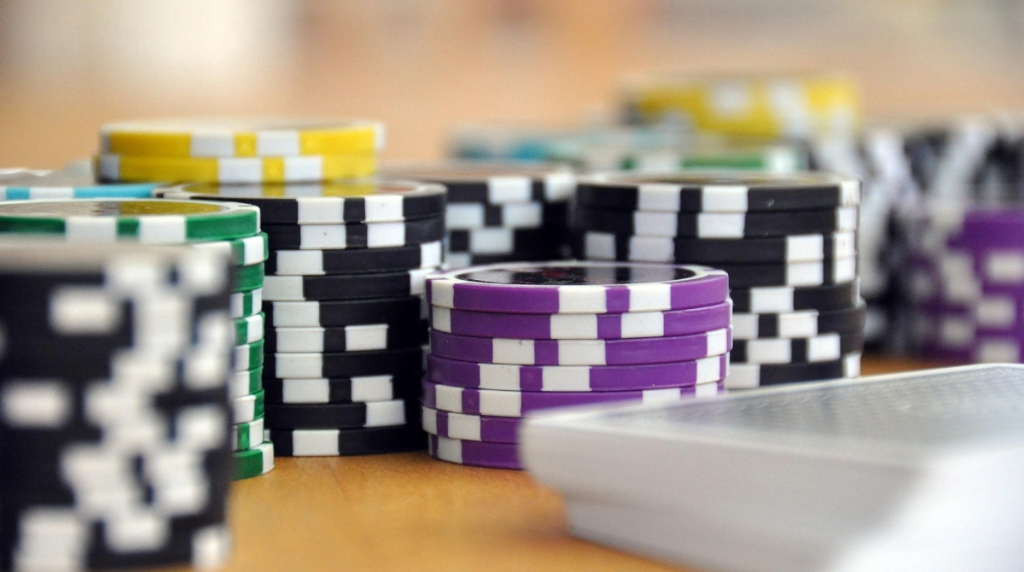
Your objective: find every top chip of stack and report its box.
[381,161,575,268]
[621,71,861,139]
[0,170,162,200]
[96,118,385,184]
[571,171,866,390]
[421,261,732,470]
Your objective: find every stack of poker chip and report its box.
[0,241,235,570]
[621,72,860,140]
[96,118,384,184]
[571,172,865,390]
[421,261,732,469]
[158,180,446,457]
[0,198,275,480]
[904,201,1024,363]
[381,162,575,268]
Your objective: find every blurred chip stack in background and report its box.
[381,163,575,268]
[0,241,235,570]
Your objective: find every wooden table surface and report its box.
[187,356,941,572]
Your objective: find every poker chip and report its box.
[381,161,575,203]
[96,152,377,184]
[262,216,445,250]
[157,180,445,223]
[725,353,862,389]
[265,241,442,275]
[192,232,269,266]
[263,399,410,429]
[426,261,729,314]
[268,425,424,457]
[263,375,419,404]
[733,303,867,340]
[579,230,857,264]
[0,171,161,199]
[233,417,265,451]
[230,366,264,398]
[426,353,729,392]
[572,204,859,238]
[428,328,731,366]
[428,435,521,470]
[262,267,432,301]
[713,257,857,288]
[233,339,266,372]
[233,441,275,480]
[230,288,263,318]
[265,297,425,327]
[0,241,237,567]
[429,300,733,340]
[729,282,860,313]
[0,199,260,243]
[730,331,864,364]
[575,172,861,213]
[265,323,429,353]
[233,261,265,292]
[233,389,266,423]
[424,376,721,417]
[446,227,557,256]
[234,312,266,345]
[422,406,520,444]
[265,347,425,379]
[100,118,385,157]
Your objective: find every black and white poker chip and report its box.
[157,180,446,224]
[725,353,861,389]
[264,346,425,378]
[263,399,412,429]
[265,241,442,275]
[263,374,419,404]
[263,267,435,301]
[264,297,425,327]
[264,322,428,353]
[380,161,576,204]
[729,281,861,314]
[446,227,555,255]
[262,216,444,250]
[730,331,864,364]
[267,425,423,456]
[733,303,867,340]
[577,230,857,264]
[572,204,859,239]
[575,172,861,213]
[716,257,857,288]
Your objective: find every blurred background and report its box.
[4,0,1024,167]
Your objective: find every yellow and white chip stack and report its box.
[96,118,385,184]
[623,72,860,139]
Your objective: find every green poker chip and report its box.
[0,199,260,242]
[234,312,264,345]
[230,288,262,318]
[232,417,265,451]
[233,340,265,373]
[232,389,265,424]
[229,365,264,398]
[233,262,264,292]
[192,232,269,266]
[233,440,274,480]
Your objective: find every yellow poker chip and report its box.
[99,118,385,158]
[623,72,860,139]
[95,153,377,184]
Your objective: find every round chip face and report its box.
[576,170,861,213]
[101,118,385,157]
[158,180,446,223]
[0,199,260,243]
[427,261,729,314]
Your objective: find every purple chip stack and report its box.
[421,261,732,469]
[906,202,1024,363]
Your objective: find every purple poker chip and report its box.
[427,434,522,470]
[955,209,1024,248]
[426,353,729,392]
[429,299,733,340]
[421,378,723,417]
[422,406,519,443]
[425,261,729,314]
[429,327,731,366]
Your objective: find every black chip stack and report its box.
[381,162,576,268]
[0,241,235,570]
[159,181,447,456]
[571,171,866,390]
